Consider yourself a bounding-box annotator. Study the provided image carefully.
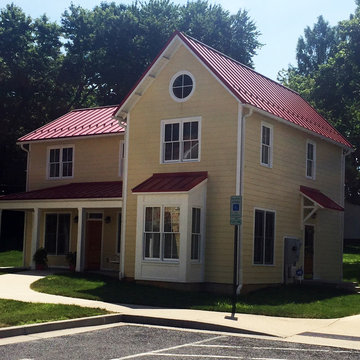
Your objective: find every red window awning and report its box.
[132,172,208,193]
[300,185,343,211]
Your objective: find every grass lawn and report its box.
[31,272,360,319]
[343,245,360,284]
[0,298,109,328]
[0,250,23,268]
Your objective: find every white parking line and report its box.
[110,335,226,360]
[192,344,353,353]
[149,354,287,360]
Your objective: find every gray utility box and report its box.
[284,237,302,283]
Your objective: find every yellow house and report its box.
[0,31,352,291]
[0,106,125,272]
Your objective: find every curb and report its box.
[0,313,272,339]
[0,314,123,339]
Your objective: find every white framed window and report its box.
[191,208,201,261]
[260,123,273,167]
[169,71,195,102]
[143,206,180,261]
[119,140,125,177]
[253,208,275,265]
[47,145,74,179]
[306,140,316,179]
[161,117,201,163]
[44,213,71,255]
[117,211,122,254]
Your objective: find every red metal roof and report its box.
[0,181,122,201]
[132,172,208,193]
[18,106,124,142]
[115,31,351,149]
[300,185,343,211]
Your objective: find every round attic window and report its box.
[169,71,195,102]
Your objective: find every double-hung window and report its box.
[44,213,71,255]
[162,118,200,163]
[260,123,272,167]
[306,141,316,179]
[191,208,201,261]
[253,209,275,265]
[48,146,74,179]
[144,206,180,261]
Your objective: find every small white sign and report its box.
[230,195,242,225]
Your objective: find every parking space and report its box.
[0,324,359,360]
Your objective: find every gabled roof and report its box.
[0,181,122,201]
[18,105,124,143]
[114,31,351,149]
[132,172,208,193]
[300,185,343,211]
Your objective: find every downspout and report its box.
[114,113,129,280]
[20,143,30,191]
[237,104,253,294]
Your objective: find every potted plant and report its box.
[33,247,48,270]
[66,251,77,271]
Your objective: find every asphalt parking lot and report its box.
[1,324,360,360]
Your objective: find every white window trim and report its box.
[44,211,72,256]
[306,140,316,180]
[116,210,122,255]
[119,140,125,177]
[190,207,202,263]
[252,207,276,266]
[160,117,201,164]
[169,70,196,103]
[46,145,75,180]
[260,122,273,168]
[143,205,180,263]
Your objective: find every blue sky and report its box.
[2,0,357,80]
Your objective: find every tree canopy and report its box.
[279,2,360,204]
[0,0,262,194]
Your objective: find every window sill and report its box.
[252,263,275,267]
[142,259,180,265]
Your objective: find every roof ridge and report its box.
[70,104,119,112]
[180,32,302,98]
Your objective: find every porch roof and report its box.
[300,185,343,211]
[0,181,123,201]
[132,172,208,193]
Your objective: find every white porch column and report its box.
[30,207,40,269]
[76,208,85,272]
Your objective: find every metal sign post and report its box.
[225,196,242,321]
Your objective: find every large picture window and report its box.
[253,209,275,265]
[162,118,200,163]
[144,206,180,261]
[44,213,71,255]
[48,146,74,179]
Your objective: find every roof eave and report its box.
[113,31,183,120]
[243,104,353,151]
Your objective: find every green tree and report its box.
[0,5,63,193]
[280,2,360,204]
[296,15,338,76]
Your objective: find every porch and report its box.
[0,181,123,274]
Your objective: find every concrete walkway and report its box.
[0,271,359,349]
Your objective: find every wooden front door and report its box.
[304,225,314,279]
[85,218,102,270]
